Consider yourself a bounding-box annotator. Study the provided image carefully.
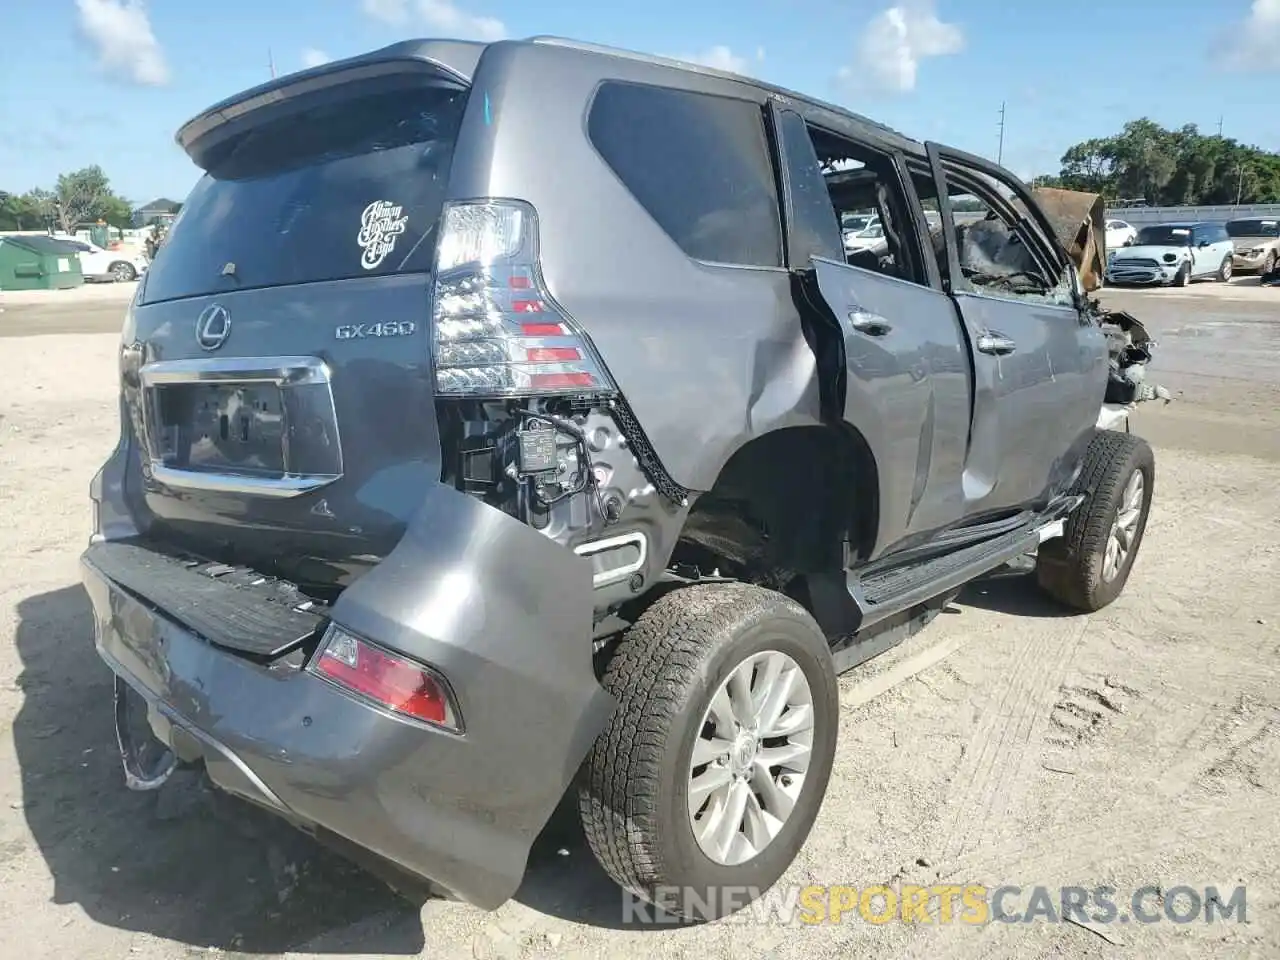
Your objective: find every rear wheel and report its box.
[577,582,838,922]
[1217,255,1233,282]
[1037,430,1154,612]
[109,261,137,282]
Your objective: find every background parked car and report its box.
[55,237,148,282]
[1225,218,1280,276]
[843,221,888,254]
[1105,218,1137,249]
[1106,221,1235,287]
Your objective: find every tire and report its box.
[577,582,838,923]
[109,261,137,282]
[1217,255,1233,282]
[1172,263,1190,287]
[1037,430,1155,612]
[1262,252,1276,278]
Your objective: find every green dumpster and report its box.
[0,235,85,291]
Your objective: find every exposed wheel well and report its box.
[669,425,878,589]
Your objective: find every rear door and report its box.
[921,142,1109,514]
[772,107,973,553]
[122,63,470,591]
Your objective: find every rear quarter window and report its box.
[142,74,468,304]
[587,81,783,268]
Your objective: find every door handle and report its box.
[976,331,1017,355]
[849,310,892,336]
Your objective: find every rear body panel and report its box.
[123,275,441,590]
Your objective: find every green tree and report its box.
[1038,119,1280,205]
[54,165,132,233]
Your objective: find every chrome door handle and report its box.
[976,331,1017,355]
[849,310,892,336]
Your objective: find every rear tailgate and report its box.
[121,62,470,593]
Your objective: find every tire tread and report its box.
[1038,429,1153,611]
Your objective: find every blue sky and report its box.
[2,0,1279,208]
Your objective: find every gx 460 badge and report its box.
[335,321,417,340]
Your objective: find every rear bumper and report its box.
[1232,253,1268,270]
[80,482,614,910]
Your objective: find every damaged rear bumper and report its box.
[80,482,615,911]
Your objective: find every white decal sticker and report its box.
[357,200,408,270]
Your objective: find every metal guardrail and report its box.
[1103,203,1280,224]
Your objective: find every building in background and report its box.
[131,198,182,228]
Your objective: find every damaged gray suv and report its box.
[82,36,1156,921]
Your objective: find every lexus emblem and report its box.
[195,304,231,351]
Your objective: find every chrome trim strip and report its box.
[139,355,332,387]
[149,465,341,499]
[574,531,648,587]
[138,355,343,498]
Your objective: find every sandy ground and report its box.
[1,284,1278,958]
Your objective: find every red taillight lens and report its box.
[309,626,461,732]
[430,200,617,398]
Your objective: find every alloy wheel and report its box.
[687,649,815,866]
[1103,470,1145,582]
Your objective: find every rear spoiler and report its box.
[174,39,486,169]
[1029,187,1107,292]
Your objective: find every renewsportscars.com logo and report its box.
[622,883,1249,926]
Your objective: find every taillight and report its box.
[430,200,616,398]
[308,625,461,733]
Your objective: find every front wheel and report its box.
[577,582,838,922]
[1172,262,1190,287]
[1217,255,1233,282]
[109,261,137,282]
[1037,431,1155,612]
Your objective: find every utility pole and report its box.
[1236,163,1245,205]
[997,101,1006,166]
[1217,115,1224,137]
[268,48,276,79]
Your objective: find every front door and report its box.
[919,143,1110,515]
[1190,224,1217,276]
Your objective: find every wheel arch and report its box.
[666,423,880,584]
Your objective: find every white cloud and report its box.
[671,45,757,75]
[1217,0,1280,70]
[362,0,505,41]
[841,1,963,93]
[75,0,169,86]
[301,47,332,68]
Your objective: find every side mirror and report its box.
[1197,240,1210,248]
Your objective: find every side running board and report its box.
[850,522,1048,631]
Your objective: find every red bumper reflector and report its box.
[312,628,459,730]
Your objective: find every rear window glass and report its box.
[1226,219,1280,238]
[587,81,782,268]
[142,73,468,304]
